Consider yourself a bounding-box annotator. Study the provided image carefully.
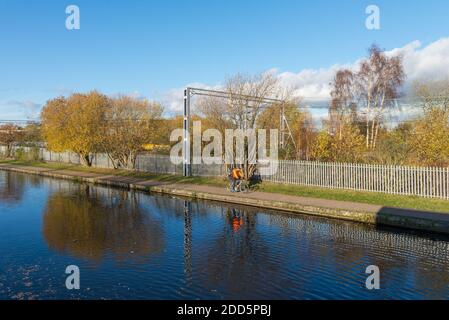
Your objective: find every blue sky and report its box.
[1,0,449,119]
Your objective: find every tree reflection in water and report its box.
[43,184,165,262]
[0,171,26,204]
[2,171,449,299]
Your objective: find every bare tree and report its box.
[199,73,279,129]
[197,72,279,179]
[225,73,279,130]
[329,69,357,140]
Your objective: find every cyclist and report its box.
[229,167,244,192]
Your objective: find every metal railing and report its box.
[1,146,448,199]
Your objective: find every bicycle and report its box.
[234,179,250,193]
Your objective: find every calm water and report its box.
[0,170,449,300]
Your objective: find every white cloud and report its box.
[280,38,449,102]
[394,38,449,82]
[3,38,449,121]
[160,82,223,116]
[0,100,42,120]
[277,66,348,101]
[161,37,449,114]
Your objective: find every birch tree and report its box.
[329,69,357,140]
[355,45,405,150]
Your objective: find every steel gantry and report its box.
[182,87,295,177]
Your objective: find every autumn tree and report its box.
[40,97,68,151]
[411,80,449,166]
[0,124,24,157]
[371,123,414,165]
[310,130,332,161]
[257,101,315,160]
[412,108,449,166]
[41,91,109,166]
[310,123,364,163]
[330,123,365,162]
[99,95,164,169]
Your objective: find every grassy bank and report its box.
[0,160,228,186]
[1,159,448,213]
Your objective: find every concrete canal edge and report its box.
[1,164,449,235]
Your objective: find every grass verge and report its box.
[0,160,227,186]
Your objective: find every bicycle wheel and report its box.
[240,181,249,192]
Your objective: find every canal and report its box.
[1,170,449,300]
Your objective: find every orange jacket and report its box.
[232,168,244,179]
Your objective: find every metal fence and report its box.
[262,160,449,199]
[0,146,224,177]
[1,146,448,199]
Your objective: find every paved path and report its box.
[0,163,381,212]
[1,163,448,234]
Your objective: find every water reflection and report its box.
[43,185,165,262]
[194,206,293,298]
[256,210,449,299]
[184,201,193,283]
[1,171,449,299]
[0,171,26,204]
